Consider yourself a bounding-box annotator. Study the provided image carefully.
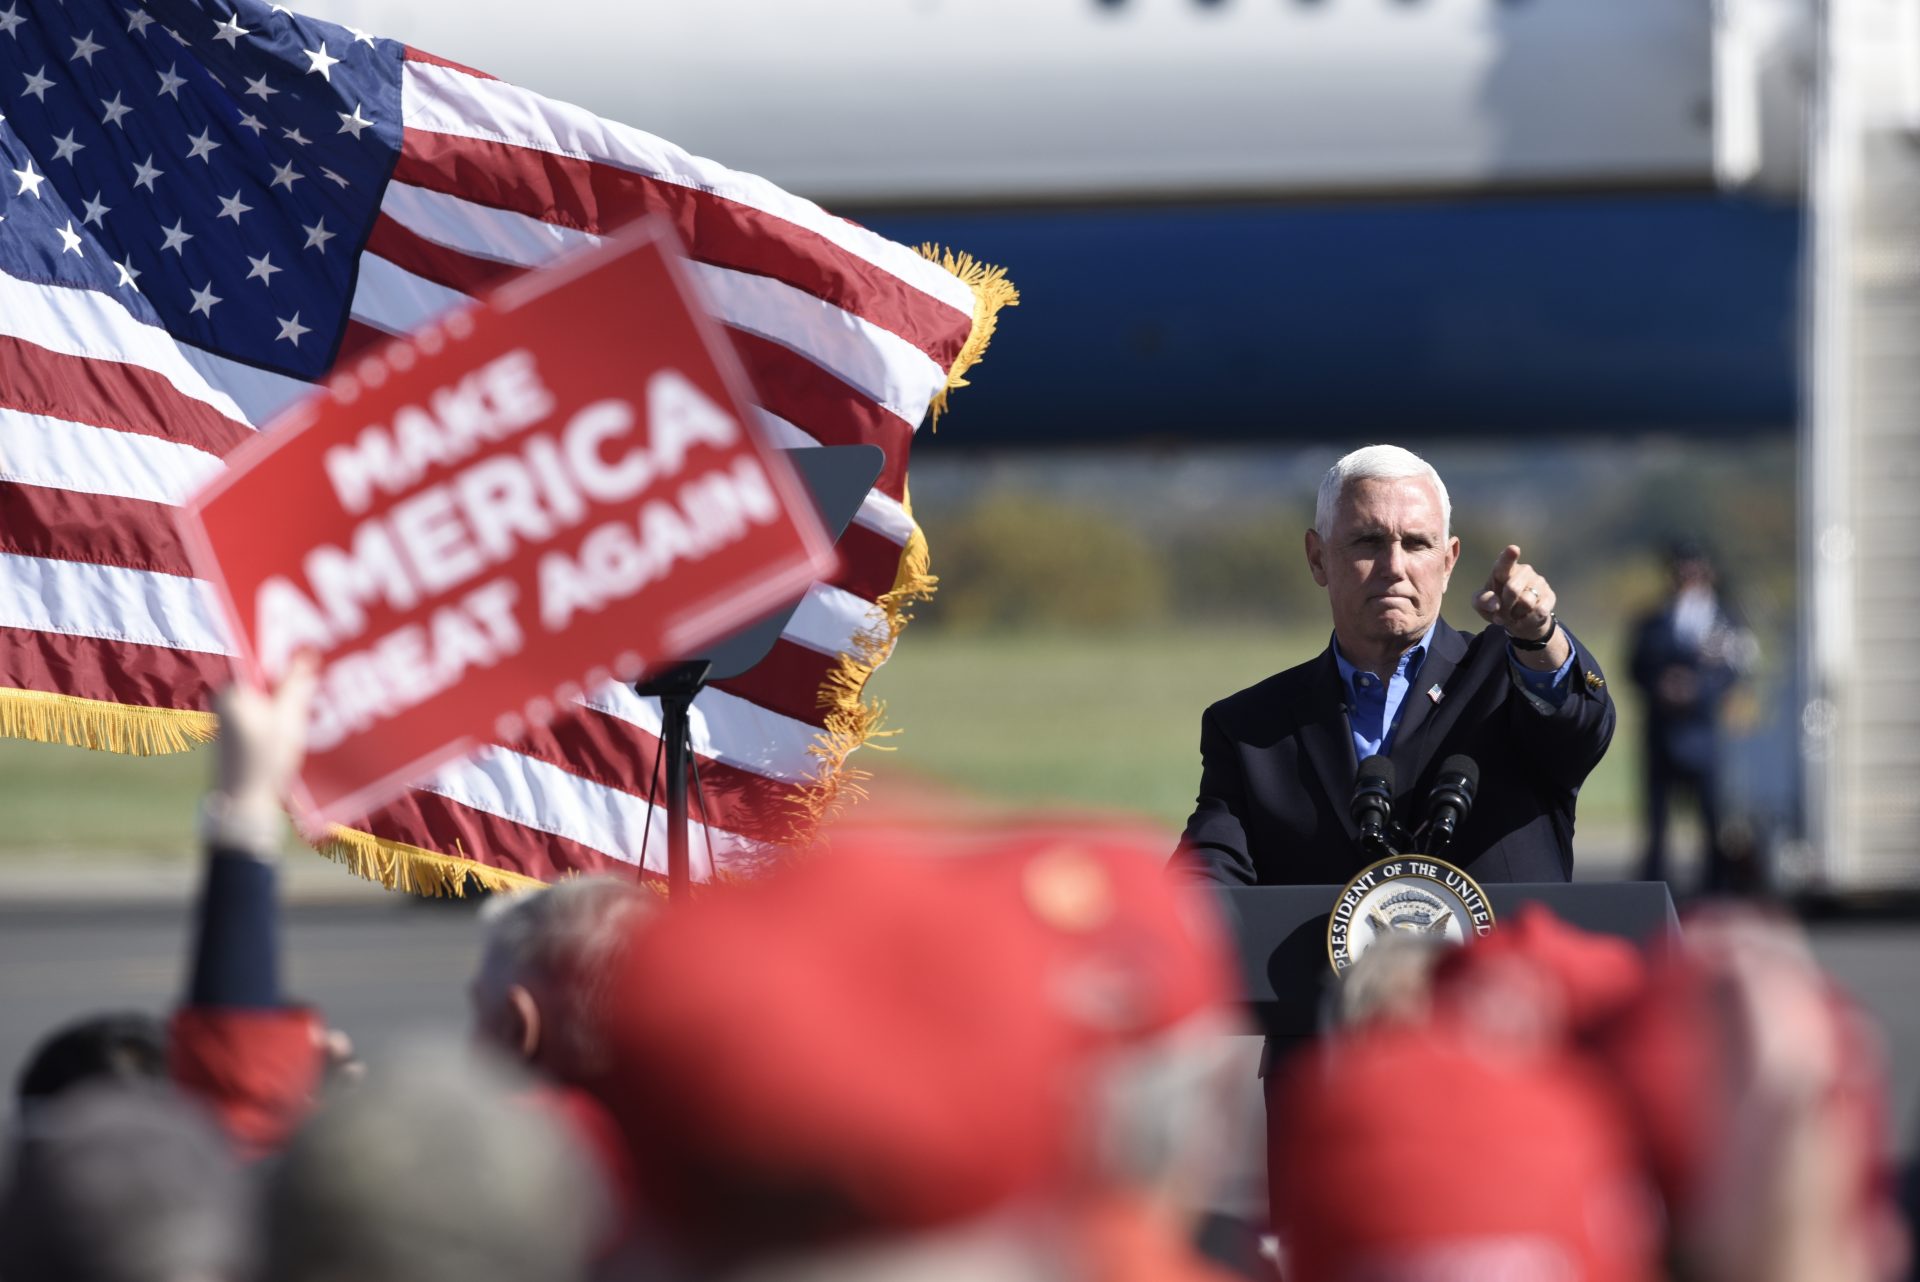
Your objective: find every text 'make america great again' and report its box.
[181,220,836,825]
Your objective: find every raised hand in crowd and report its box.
[204,654,319,857]
[173,656,349,1159]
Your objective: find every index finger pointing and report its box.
[1485,544,1521,586]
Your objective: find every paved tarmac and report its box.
[2,873,1916,1204]
[0,894,483,1094]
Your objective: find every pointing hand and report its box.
[1473,545,1556,642]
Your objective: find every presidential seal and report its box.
[1326,855,1495,974]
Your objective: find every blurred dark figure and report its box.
[14,1013,167,1118]
[261,1046,604,1282]
[0,1085,252,1282]
[1629,540,1756,892]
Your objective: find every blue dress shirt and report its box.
[1332,622,1435,759]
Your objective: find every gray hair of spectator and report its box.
[262,1044,604,1282]
[1333,932,1456,1030]
[471,875,654,1077]
[1314,445,1452,541]
[0,1084,252,1282]
[1082,1012,1251,1213]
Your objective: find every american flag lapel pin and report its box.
[1427,683,1444,705]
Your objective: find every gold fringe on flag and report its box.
[0,688,216,755]
[781,513,939,845]
[781,250,1017,843]
[914,245,1020,429]
[316,825,551,898]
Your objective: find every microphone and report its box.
[1350,755,1397,858]
[1424,755,1479,858]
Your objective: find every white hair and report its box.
[472,875,654,1077]
[1314,444,1451,540]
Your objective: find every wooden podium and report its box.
[1214,882,1680,1044]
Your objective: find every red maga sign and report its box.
[180,220,837,825]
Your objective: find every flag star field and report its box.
[0,0,401,378]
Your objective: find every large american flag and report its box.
[0,0,1010,890]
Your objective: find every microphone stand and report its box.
[633,659,711,902]
[1360,827,1399,862]
[625,445,882,903]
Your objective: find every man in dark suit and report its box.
[1172,445,1615,888]
[1628,541,1753,891]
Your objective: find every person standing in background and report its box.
[1629,541,1757,893]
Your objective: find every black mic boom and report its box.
[1424,755,1479,858]
[1350,755,1396,857]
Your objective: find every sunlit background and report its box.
[5,0,1920,1228]
[2,0,1888,897]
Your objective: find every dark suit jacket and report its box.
[1627,604,1739,773]
[1173,618,1614,886]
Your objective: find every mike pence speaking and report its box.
[1170,444,1615,886]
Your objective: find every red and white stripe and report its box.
[0,46,975,885]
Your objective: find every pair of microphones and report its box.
[1350,753,1478,859]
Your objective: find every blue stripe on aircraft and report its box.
[859,194,1801,445]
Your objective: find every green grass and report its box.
[0,736,208,857]
[0,623,1643,857]
[863,623,1642,834]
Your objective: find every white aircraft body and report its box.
[300,0,1717,205]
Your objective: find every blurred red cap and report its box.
[955,832,1240,1048]
[1585,946,1732,1219]
[1591,909,1900,1269]
[587,843,1078,1258]
[1432,902,1650,1037]
[1272,1024,1658,1282]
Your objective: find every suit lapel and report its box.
[1389,618,1469,782]
[1299,647,1361,841]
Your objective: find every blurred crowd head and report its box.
[1,1083,249,1282]
[570,833,1246,1277]
[13,1013,168,1121]
[470,875,656,1083]
[1663,537,1717,589]
[262,1046,605,1282]
[1277,902,1909,1282]
[2,836,1913,1282]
